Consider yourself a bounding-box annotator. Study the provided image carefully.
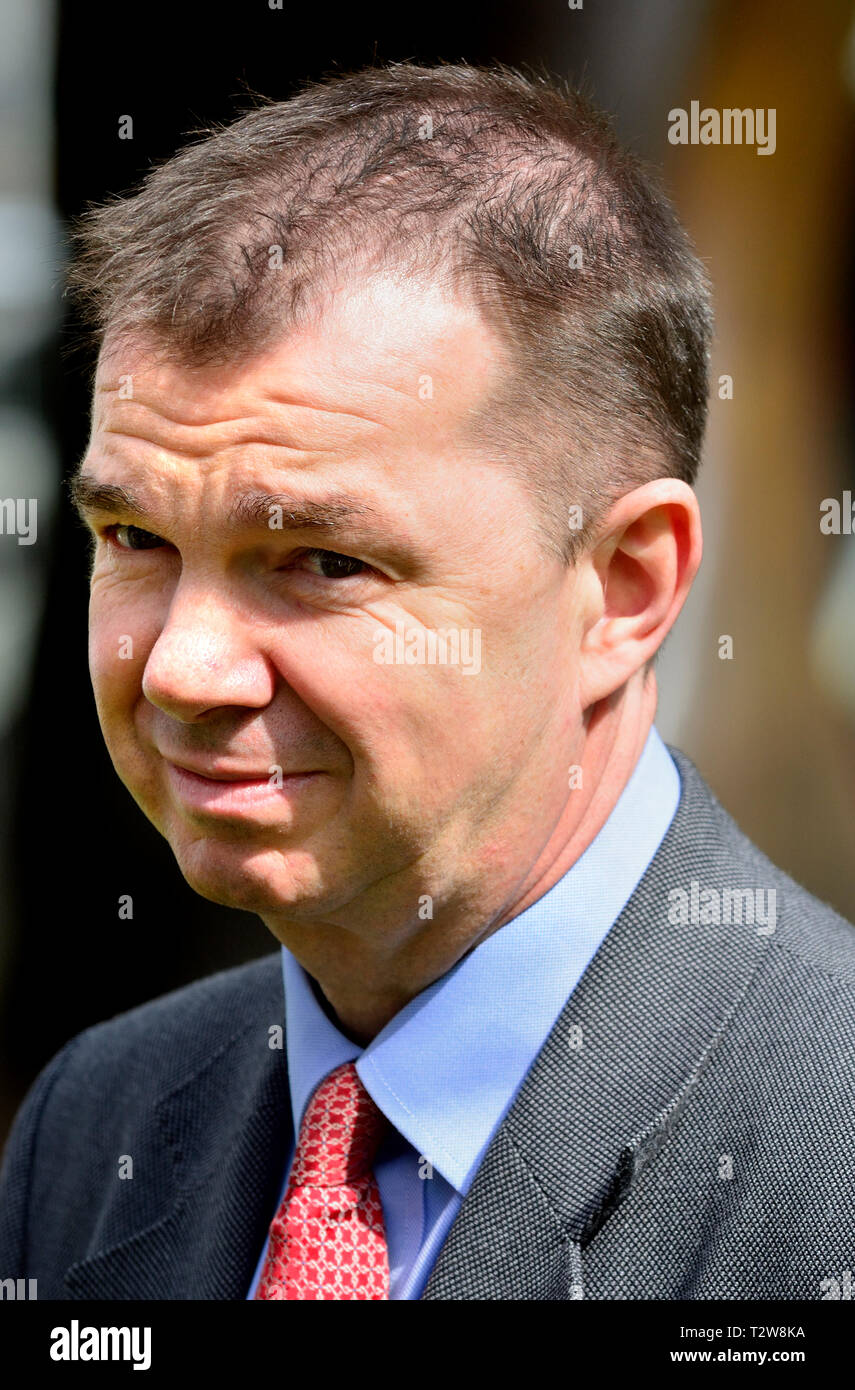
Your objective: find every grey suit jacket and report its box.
[1,747,854,1299]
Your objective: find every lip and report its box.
[165,760,324,816]
[168,759,296,782]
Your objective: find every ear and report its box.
[576,479,702,709]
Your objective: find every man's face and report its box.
[80,272,584,930]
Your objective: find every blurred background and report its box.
[1,0,854,1144]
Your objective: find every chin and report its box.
[171,835,341,917]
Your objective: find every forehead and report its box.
[90,271,506,444]
[78,271,541,561]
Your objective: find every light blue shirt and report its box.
[247,724,681,1299]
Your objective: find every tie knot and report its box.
[289,1061,389,1188]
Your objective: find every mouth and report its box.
[164,760,325,816]
[167,759,313,783]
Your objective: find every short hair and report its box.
[65,59,713,564]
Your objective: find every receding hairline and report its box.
[63,58,712,573]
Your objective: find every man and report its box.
[1,60,853,1302]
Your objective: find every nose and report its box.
[141,584,275,720]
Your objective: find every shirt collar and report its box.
[281,723,680,1194]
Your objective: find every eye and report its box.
[107,524,166,551]
[296,548,369,579]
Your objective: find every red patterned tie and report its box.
[254,1060,391,1300]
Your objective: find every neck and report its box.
[267,670,657,1044]
[489,669,657,934]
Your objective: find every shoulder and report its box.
[79,947,281,1074]
[0,950,284,1274]
[668,741,855,993]
[5,949,283,1140]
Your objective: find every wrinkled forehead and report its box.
[90,269,507,437]
[75,269,544,572]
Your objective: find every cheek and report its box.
[88,584,158,710]
[281,615,523,744]
[357,665,512,782]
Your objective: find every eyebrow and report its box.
[68,472,379,533]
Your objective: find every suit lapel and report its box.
[421,1121,586,1300]
[422,749,774,1299]
[65,957,292,1300]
